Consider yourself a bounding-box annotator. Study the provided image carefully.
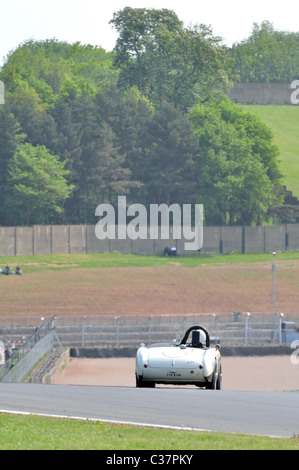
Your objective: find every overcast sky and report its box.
[1,0,298,66]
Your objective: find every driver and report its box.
[191,330,206,348]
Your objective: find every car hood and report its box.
[147,346,205,369]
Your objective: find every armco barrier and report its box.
[0,223,298,256]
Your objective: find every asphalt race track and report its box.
[0,383,298,438]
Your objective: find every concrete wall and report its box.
[220,226,243,254]
[0,227,15,256]
[286,224,299,250]
[243,226,265,254]
[0,223,299,256]
[229,82,296,105]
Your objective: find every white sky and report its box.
[0,0,298,66]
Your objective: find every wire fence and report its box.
[1,312,298,383]
[0,316,56,382]
[1,312,298,351]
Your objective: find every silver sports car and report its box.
[135,325,222,389]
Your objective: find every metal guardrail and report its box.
[0,316,56,382]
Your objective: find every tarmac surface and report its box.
[0,382,298,437]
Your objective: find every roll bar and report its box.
[180,325,210,348]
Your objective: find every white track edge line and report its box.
[0,408,285,438]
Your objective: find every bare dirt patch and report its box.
[1,261,299,317]
[50,355,299,392]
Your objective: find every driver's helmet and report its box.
[191,329,206,347]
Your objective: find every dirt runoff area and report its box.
[1,260,299,317]
[50,355,299,392]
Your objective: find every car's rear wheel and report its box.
[136,374,155,388]
[136,374,143,387]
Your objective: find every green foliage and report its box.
[0,107,26,224]
[190,98,283,225]
[110,7,230,110]
[0,11,294,227]
[1,39,117,103]
[230,21,299,82]
[6,143,73,225]
[137,102,198,205]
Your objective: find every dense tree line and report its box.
[230,21,299,83]
[0,8,297,227]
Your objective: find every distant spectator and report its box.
[5,346,12,362]
[3,264,12,275]
[15,265,22,275]
[164,246,171,256]
[170,246,177,256]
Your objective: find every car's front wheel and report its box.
[206,362,221,390]
[216,363,222,390]
[206,370,216,390]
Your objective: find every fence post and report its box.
[245,313,251,344]
[148,316,152,346]
[116,317,119,348]
[82,321,85,347]
[213,314,219,344]
[279,315,283,344]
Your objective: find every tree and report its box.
[142,102,198,205]
[230,21,299,82]
[0,106,25,224]
[6,143,73,225]
[96,84,153,203]
[190,101,282,225]
[215,98,281,181]
[91,121,138,205]
[110,7,230,110]
[0,32,288,227]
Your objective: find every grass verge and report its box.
[0,413,298,450]
[1,251,299,274]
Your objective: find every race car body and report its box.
[135,325,221,389]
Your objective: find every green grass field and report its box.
[1,413,298,450]
[244,105,299,198]
[1,250,299,274]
